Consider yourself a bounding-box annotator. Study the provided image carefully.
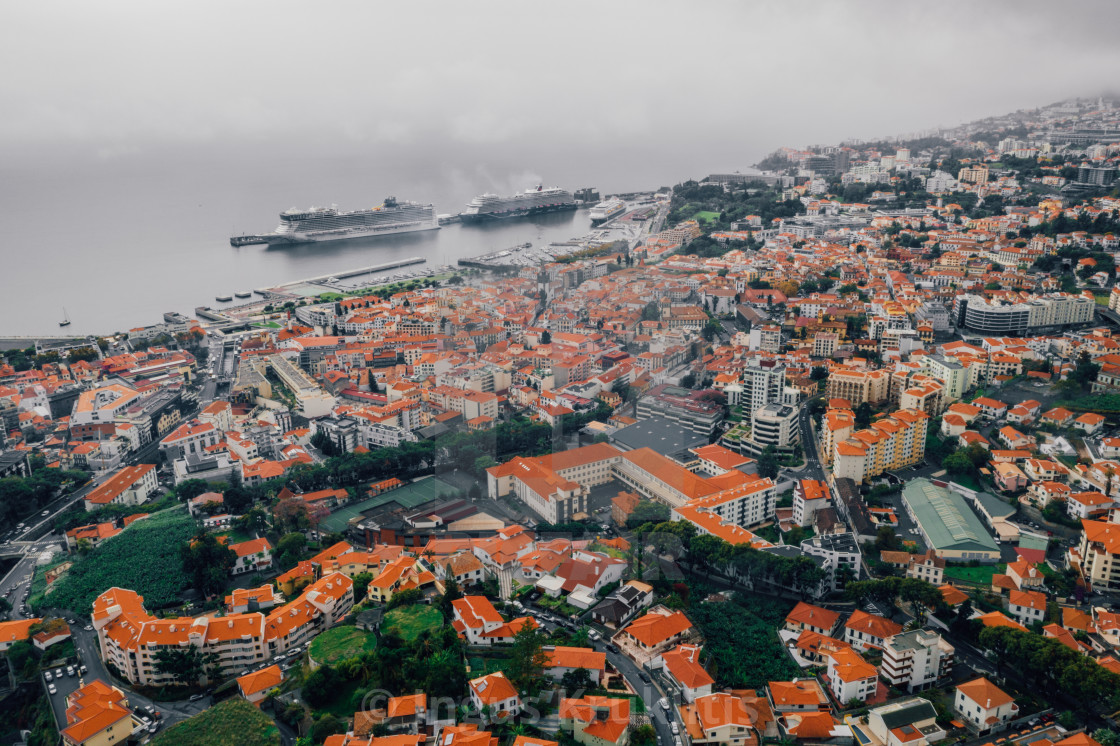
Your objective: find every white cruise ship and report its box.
[589,198,626,225]
[459,185,577,222]
[231,197,438,246]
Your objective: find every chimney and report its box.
[986,698,991,709]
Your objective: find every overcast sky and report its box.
[2,0,1118,171]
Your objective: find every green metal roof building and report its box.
[900,478,1002,562]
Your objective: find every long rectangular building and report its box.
[899,479,1000,562]
[92,572,353,686]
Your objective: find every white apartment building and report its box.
[793,479,830,527]
[880,629,954,692]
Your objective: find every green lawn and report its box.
[693,211,721,224]
[468,654,513,677]
[382,605,443,642]
[950,473,982,492]
[215,527,257,545]
[943,563,1006,585]
[308,625,377,665]
[151,698,279,746]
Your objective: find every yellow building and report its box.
[833,409,929,483]
[61,680,139,746]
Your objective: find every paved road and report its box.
[799,399,826,482]
[36,623,213,737]
[527,602,676,745]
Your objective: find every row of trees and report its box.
[633,520,829,599]
[978,625,1120,714]
[0,460,90,531]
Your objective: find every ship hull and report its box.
[459,202,578,223]
[590,209,626,226]
[261,221,439,246]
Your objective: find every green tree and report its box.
[67,346,100,363]
[352,572,373,604]
[758,446,779,480]
[438,566,463,620]
[311,714,346,743]
[302,664,341,708]
[1092,729,1119,746]
[276,532,308,569]
[560,667,594,693]
[631,725,657,746]
[223,485,255,516]
[153,644,221,686]
[626,500,670,529]
[854,402,873,429]
[943,450,973,475]
[180,532,236,599]
[174,479,210,502]
[387,588,423,610]
[540,330,552,344]
[506,623,550,693]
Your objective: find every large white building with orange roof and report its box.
[543,645,607,685]
[658,643,714,702]
[82,464,157,511]
[826,646,879,704]
[825,368,890,406]
[953,677,1017,735]
[1074,519,1120,591]
[679,692,757,746]
[92,572,353,686]
[158,419,221,461]
[486,443,622,523]
[70,382,141,428]
[560,696,630,746]
[469,671,521,721]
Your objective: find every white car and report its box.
[44,672,53,682]
[48,684,57,695]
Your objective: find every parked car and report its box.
[670,721,680,735]
[48,684,57,695]
[44,672,52,682]
[188,693,205,702]
[659,698,670,711]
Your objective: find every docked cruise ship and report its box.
[589,198,626,225]
[230,197,438,247]
[459,185,577,222]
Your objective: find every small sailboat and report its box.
[59,307,71,327]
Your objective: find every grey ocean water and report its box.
[0,143,722,336]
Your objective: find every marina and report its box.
[457,196,666,268]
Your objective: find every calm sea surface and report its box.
[0,143,731,337]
